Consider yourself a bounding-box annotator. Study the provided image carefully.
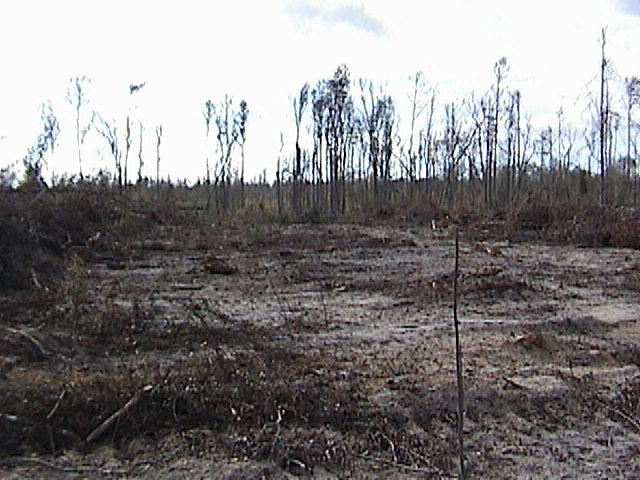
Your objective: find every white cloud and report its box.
[287,1,387,36]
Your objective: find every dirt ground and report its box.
[2,220,640,478]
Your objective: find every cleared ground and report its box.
[2,220,640,478]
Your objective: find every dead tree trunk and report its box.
[599,28,607,206]
[155,125,162,197]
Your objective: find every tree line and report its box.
[6,29,640,218]
[281,44,640,216]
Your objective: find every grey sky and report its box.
[0,0,638,182]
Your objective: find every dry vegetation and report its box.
[2,184,640,478]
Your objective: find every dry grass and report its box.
[3,185,640,475]
[0,294,453,474]
[506,200,640,248]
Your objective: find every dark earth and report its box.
[2,195,640,478]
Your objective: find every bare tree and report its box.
[130,82,145,94]
[556,108,563,172]
[155,124,162,194]
[421,89,437,195]
[209,94,246,211]
[441,100,474,205]
[537,126,553,193]
[94,114,122,188]
[124,82,145,186]
[501,89,527,205]
[137,121,144,184]
[406,71,433,185]
[359,80,385,200]
[515,116,535,195]
[203,100,214,186]
[378,95,394,202]
[214,95,238,188]
[491,57,508,209]
[123,116,131,186]
[468,93,496,208]
[277,132,284,216]
[311,82,328,209]
[599,28,608,205]
[236,100,249,207]
[326,65,353,213]
[293,83,310,213]
[22,103,59,187]
[66,76,92,179]
[625,77,640,180]
[203,99,215,209]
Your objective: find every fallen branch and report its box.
[4,327,49,359]
[593,396,640,433]
[379,432,397,464]
[84,385,153,444]
[318,287,329,328]
[172,283,205,291]
[0,413,18,423]
[359,453,455,478]
[46,389,67,453]
[46,390,66,421]
[1,456,126,476]
[270,407,283,455]
[566,374,640,434]
[503,376,526,390]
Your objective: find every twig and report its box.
[5,327,49,358]
[46,389,66,454]
[46,390,66,421]
[0,413,18,422]
[592,396,640,433]
[270,407,283,454]
[566,375,640,434]
[359,453,455,478]
[31,268,44,290]
[318,287,329,328]
[453,228,465,479]
[502,376,525,390]
[1,456,127,476]
[407,449,453,477]
[84,385,152,444]
[380,432,397,464]
[126,446,184,476]
[172,395,179,422]
[265,265,295,323]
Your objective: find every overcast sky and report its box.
[0,0,639,182]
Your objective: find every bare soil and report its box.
[2,220,640,478]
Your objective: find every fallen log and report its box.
[84,385,153,444]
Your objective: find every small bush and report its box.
[60,254,89,317]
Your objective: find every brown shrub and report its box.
[0,185,182,293]
[505,200,640,249]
